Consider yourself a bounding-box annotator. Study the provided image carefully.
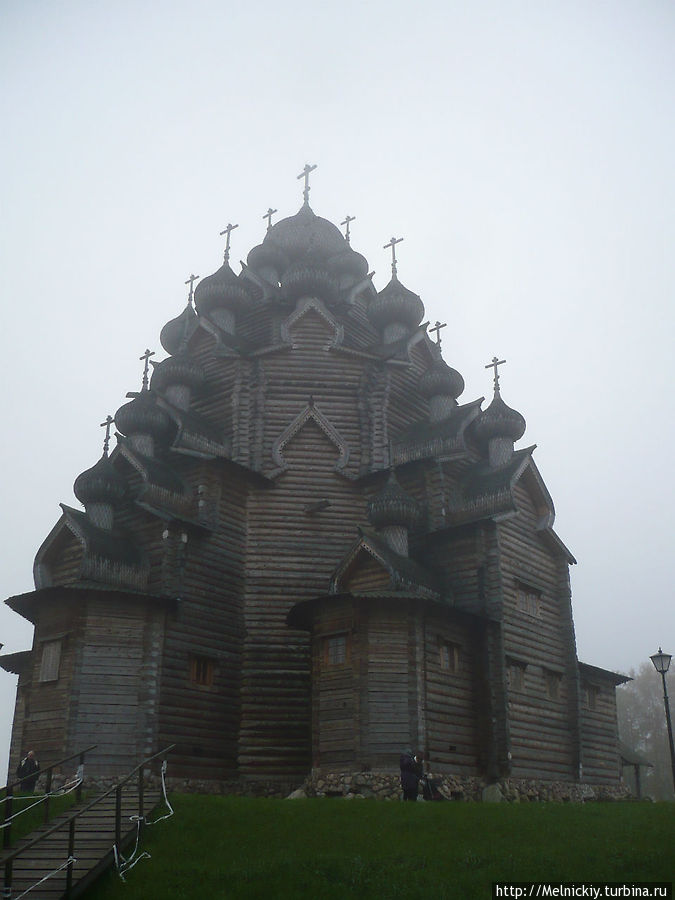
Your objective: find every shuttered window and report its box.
[515,584,542,617]
[39,640,62,683]
[324,634,348,667]
[544,670,562,700]
[190,655,214,687]
[439,639,460,673]
[506,660,527,692]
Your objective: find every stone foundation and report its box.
[52,770,629,803]
[289,771,632,803]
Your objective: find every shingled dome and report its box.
[258,204,347,264]
[367,471,421,530]
[151,354,206,393]
[115,392,175,443]
[73,455,126,507]
[160,303,198,356]
[281,260,340,304]
[418,359,465,402]
[367,275,425,333]
[473,392,526,443]
[193,262,251,320]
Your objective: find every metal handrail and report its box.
[2,745,98,854]
[1,744,175,899]
[2,745,97,797]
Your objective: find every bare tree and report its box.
[616,662,675,801]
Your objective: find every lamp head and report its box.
[650,648,672,675]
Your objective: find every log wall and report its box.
[497,482,577,780]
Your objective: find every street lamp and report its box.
[650,648,675,794]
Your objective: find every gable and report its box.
[271,402,350,473]
[342,549,392,593]
[281,298,343,347]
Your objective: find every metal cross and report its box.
[263,208,277,231]
[383,236,404,277]
[297,163,317,204]
[219,223,239,264]
[485,356,506,392]
[100,415,114,457]
[429,320,447,346]
[184,273,199,305]
[139,348,155,391]
[341,215,355,244]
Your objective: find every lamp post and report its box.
[650,648,675,795]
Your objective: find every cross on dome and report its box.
[384,236,404,277]
[429,320,447,346]
[139,348,155,391]
[263,208,277,231]
[485,356,506,393]
[341,215,355,244]
[219,223,239,264]
[100,415,114,457]
[297,163,317,205]
[184,274,199,305]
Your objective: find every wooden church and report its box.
[2,170,628,797]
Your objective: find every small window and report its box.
[324,635,348,667]
[190,655,214,687]
[39,640,62,683]
[439,639,460,673]
[507,660,527,692]
[583,682,599,710]
[515,584,542,618]
[544,670,562,700]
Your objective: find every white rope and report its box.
[112,758,174,882]
[113,818,150,882]
[0,770,84,829]
[144,760,174,825]
[12,855,76,899]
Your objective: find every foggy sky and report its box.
[1,0,674,778]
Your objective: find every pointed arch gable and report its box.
[280,298,344,347]
[272,401,350,473]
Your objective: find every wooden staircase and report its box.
[2,785,161,898]
[1,746,174,899]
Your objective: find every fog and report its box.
[1,0,673,777]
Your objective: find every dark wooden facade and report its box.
[2,197,627,790]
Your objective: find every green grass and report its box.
[0,790,84,845]
[82,796,674,899]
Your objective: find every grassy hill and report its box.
[80,794,675,899]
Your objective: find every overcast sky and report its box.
[1,0,674,778]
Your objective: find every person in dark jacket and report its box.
[400,750,424,801]
[16,750,40,792]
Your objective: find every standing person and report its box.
[400,750,424,801]
[16,750,40,792]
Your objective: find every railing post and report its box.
[3,789,12,850]
[138,764,144,824]
[77,750,86,803]
[115,785,122,852]
[3,857,12,900]
[65,818,76,898]
[44,768,53,824]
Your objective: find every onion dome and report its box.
[73,455,126,507]
[280,260,340,304]
[473,392,526,444]
[115,392,175,444]
[367,275,425,335]
[367,471,421,530]
[264,204,347,263]
[160,303,198,356]
[246,241,289,281]
[327,247,369,284]
[150,354,206,393]
[193,262,251,321]
[418,359,465,402]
